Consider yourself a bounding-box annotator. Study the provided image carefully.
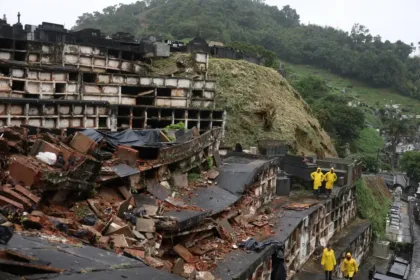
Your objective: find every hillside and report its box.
[74,0,420,101]
[151,54,337,157]
[286,63,420,116]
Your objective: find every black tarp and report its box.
[81,129,162,148]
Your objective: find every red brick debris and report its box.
[0,126,279,279]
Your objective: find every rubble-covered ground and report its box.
[0,126,283,279]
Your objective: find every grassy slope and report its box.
[286,63,420,115]
[150,54,337,156]
[356,176,391,238]
[208,58,337,156]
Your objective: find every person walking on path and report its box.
[342,252,358,279]
[324,167,338,197]
[311,167,324,199]
[321,244,336,280]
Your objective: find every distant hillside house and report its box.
[208,41,224,47]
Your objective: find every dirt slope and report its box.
[151,54,337,156]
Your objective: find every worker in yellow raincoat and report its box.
[324,167,338,198]
[342,252,358,279]
[321,244,336,280]
[311,167,324,199]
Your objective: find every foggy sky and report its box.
[1,0,418,46]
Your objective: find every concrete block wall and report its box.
[284,186,357,278]
[248,258,272,280]
[0,38,151,74]
[0,99,109,129]
[334,225,372,278]
[0,66,217,108]
[248,166,277,215]
[113,105,225,132]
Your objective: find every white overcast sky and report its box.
[0,0,419,45]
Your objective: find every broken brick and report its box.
[0,195,24,210]
[123,248,145,259]
[173,244,198,263]
[115,145,138,167]
[0,187,32,209]
[69,132,97,154]
[14,185,40,204]
[98,236,110,247]
[8,157,41,187]
[144,256,164,268]
[22,215,42,230]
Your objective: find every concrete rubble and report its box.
[0,125,283,279]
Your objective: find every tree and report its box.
[379,109,416,169]
[400,151,420,183]
[72,0,420,100]
[290,75,328,102]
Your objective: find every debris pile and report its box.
[0,126,282,279]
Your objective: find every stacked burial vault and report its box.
[0,18,225,132]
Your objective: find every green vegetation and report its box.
[355,179,390,238]
[188,172,201,181]
[353,128,385,155]
[288,74,365,157]
[162,122,186,141]
[400,151,420,183]
[286,63,420,115]
[75,0,420,100]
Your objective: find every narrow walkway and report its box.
[295,219,371,280]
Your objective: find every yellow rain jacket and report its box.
[325,171,338,190]
[310,170,324,190]
[321,248,337,271]
[342,258,358,277]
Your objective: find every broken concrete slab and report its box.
[216,219,236,243]
[143,205,159,216]
[115,145,139,167]
[196,271,215,280]
[105,225,134,239]
[173,173,188,188]
[70,132,97,154]
[132,230,146,240]
[207,169,219,180]
[147,180,170,200]
[111,234,129,248]
[135,218,155,233]
[117,198,131,219]
[213,151,222,167]
[172,258,185,275]
[145,232,154,240]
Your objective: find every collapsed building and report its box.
[0,15,380,280]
